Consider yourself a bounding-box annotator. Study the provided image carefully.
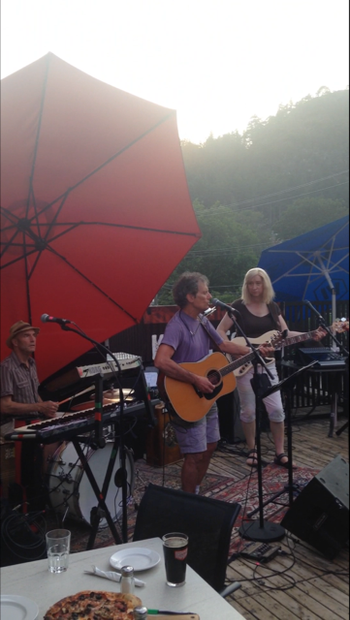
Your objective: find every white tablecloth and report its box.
[0,537,245,619]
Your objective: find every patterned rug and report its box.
[204,463,319,527]
[44,459,226,553]
[204,463,319,557]
[51,459,319,554]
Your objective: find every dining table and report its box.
[0,536,245,619]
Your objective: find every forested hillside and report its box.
[156,88,349,304]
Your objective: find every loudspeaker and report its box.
[281,455,349,559]
[217,390,245,443]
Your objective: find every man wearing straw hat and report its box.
[1,321,59,508]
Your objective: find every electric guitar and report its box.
[332,318,349,333]
[161,348,273,422]
[231,328,323,377]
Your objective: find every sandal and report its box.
[274,453,296,469]
[246,449,258,467]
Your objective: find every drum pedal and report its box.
[240,541,281,563]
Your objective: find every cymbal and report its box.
[89,388,134,400]
[70,395,133,411]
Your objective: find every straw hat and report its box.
[6,320,40,348]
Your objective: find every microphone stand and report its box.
[304,301,349,357]
[53,322,130,546]
[227,310,285,543]
[305,302,349,437]
[247,361,317,515]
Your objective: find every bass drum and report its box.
[46,442,134,529]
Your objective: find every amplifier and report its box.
[146,403,182,467]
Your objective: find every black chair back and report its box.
[133,483,241,592]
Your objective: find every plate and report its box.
[110,547,161,571]
[0,595,39,620]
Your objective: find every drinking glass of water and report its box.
[45,529,71,573]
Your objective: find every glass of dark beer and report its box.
[162,532,189,587]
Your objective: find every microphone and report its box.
[40,313,72,325]
[211,299,241,316]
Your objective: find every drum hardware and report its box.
[46,442,134,530]
[134,468,147,486]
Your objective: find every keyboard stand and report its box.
[329,391,338,438]
[280,361,346,436]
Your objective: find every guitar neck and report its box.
[277,330,317,349]
[221,351,256,377]
[222,329,318,377]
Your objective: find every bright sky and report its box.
[1,0,349,144]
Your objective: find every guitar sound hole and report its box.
[207,370,221,386]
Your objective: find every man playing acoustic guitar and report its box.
[154,271,272,493]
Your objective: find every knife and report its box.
[84,565,145,587]
[147,612,197,616]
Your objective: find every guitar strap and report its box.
[267,302,281,331]
[200,318,231,361]
[200,317,221,349]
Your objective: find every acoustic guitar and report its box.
[161,323,333,421]
[162,349,263,422]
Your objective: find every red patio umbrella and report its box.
[1,53,201,379]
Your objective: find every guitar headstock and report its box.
[331,318,349,333]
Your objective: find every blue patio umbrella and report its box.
[258,216,349,322]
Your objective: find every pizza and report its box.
[43,590,142,619]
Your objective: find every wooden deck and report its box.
[208,410,349,620]
[34,405,348,619]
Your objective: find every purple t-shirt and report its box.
[160,310,223,363]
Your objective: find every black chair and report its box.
[133,483,241,597]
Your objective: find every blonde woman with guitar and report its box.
[154,272,273,493]
[216,268,326,468]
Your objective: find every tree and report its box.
[273,198,348,240]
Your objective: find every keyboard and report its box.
[5,399,160,444]
[39,353,142,401]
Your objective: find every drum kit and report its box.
[44,388,136,529]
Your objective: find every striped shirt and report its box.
[1,351,40,435]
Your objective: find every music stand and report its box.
[238,362,285,543]
[247,361,317,517]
